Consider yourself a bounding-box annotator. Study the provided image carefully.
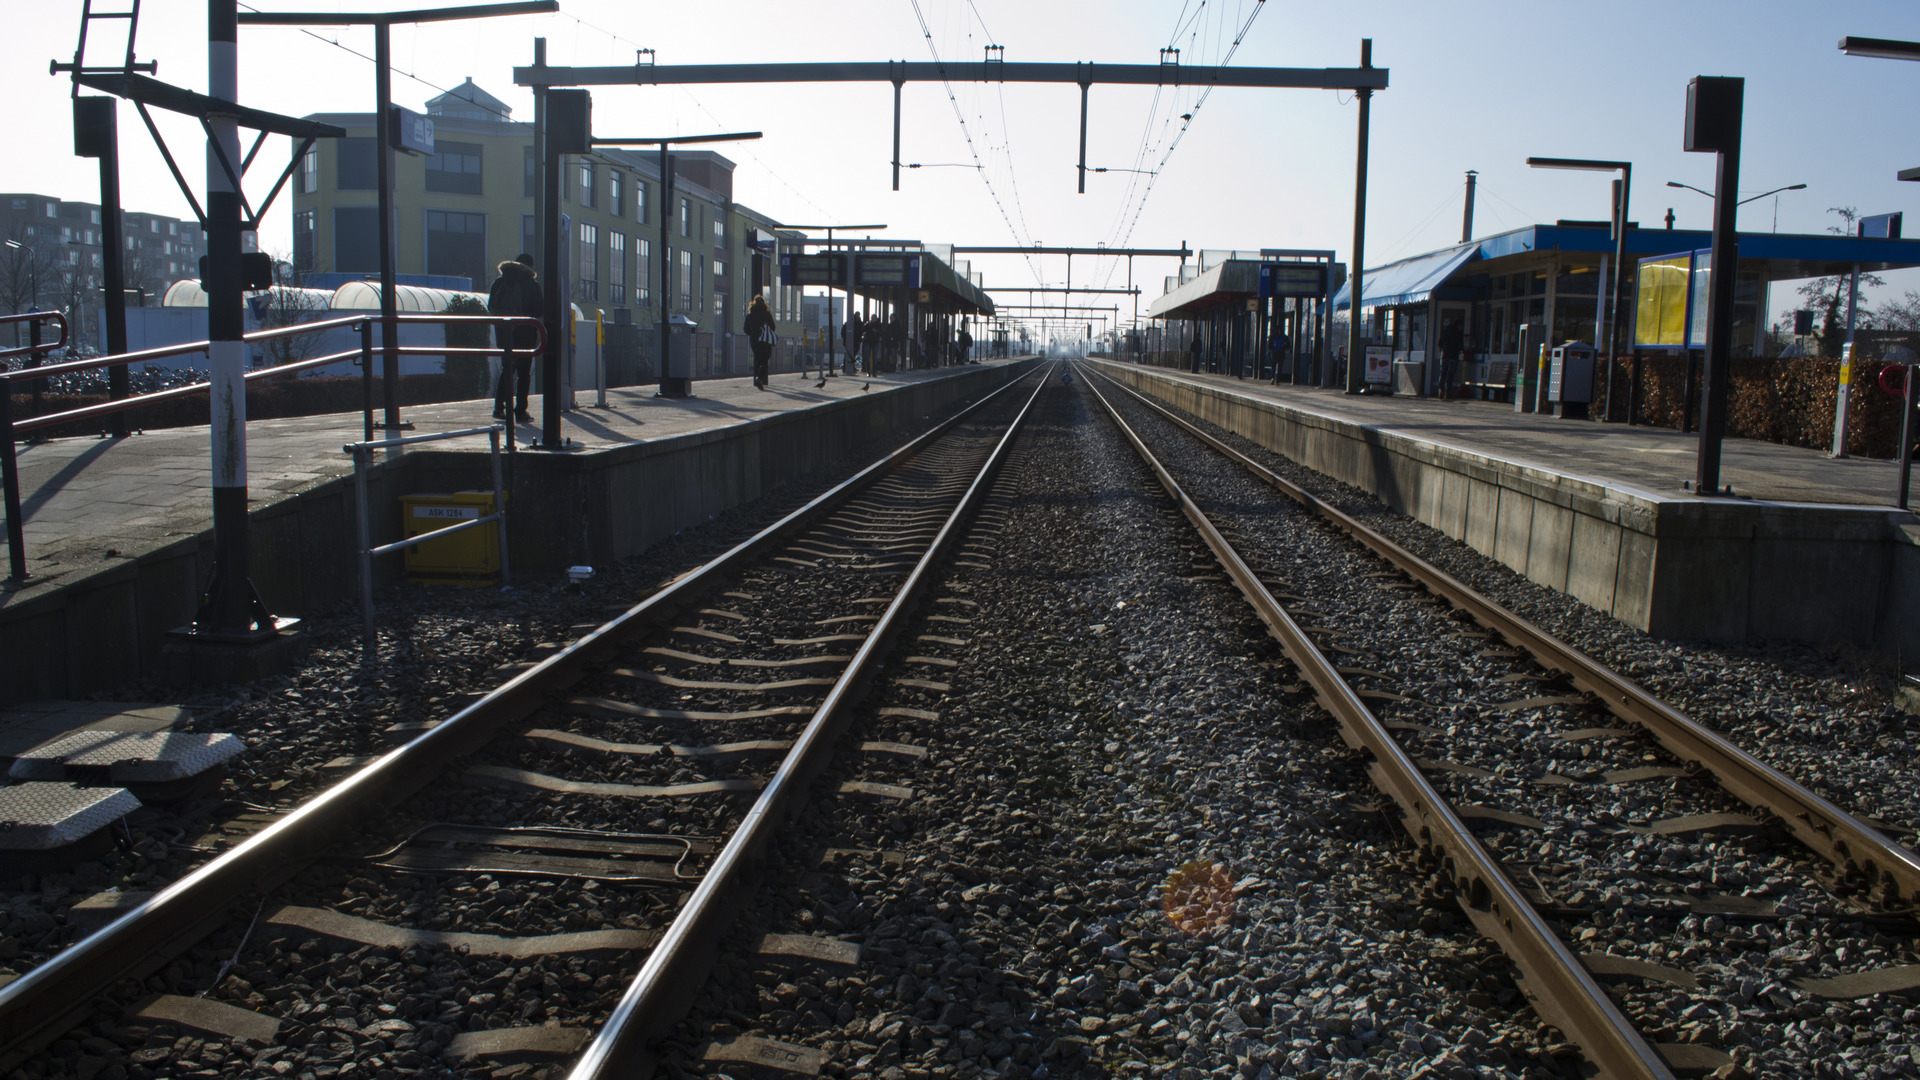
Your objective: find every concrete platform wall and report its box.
[1092,360,1920,663]
[0,362,1036,705]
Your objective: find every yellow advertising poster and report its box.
[1634,254,1691,347]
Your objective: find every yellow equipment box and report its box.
[399,491,501,586]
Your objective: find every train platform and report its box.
[3,359,1037,703]
[1089,359,1920,661]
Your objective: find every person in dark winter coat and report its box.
[744,293,776,389]
[488,253,544,422]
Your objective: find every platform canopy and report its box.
[1332,224,1920,313]
[1145,258,1262,319]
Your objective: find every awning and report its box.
[1330,241,1480,312]
[1145,259,1262,319]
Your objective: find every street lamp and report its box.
[4,240,38,315]
[1527,156,1632,421]
[1839,38,1920,181]
[1666,180,1805,229]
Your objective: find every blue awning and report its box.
[1331,241,1480,312]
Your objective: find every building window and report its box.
[609,232,626,305]
[337,137,377,190]
[91,210,101,225]
[714,259,725,281]
[522,213,534,261]
[295,144,317,194]
[609,172,623,217]
[168,222,177,235]
[679,249,692,312]
[335,206,379,272]
[578,221,598,301]
[44,202,55,217]
[637,238,650,304]
[524,146,536,198]
[635,181,647,225]
[579,161,594,209]
[426,141,483,195]
[679,198,690,238]
[9,198,24,210]
[293,209,316,272]
[426,210,488,292]
[713,217,724,246]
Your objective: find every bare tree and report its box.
[1795,207,1886,355]
[254,252,332,366]
[0,223,61,318]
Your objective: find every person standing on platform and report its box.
[1270,329,1290,383]
[839,308,863,378]
[958,323,974,364]
[488,253,542,423]
[1189,329,1204,373]
[745,293,776,390]
[1437,319,1465,400]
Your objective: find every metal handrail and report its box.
[0,311,70,363]
[15,346,363,435]
[0,313,546,384]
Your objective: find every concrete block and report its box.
[1565,511,1625,615]
[1465,478,1500,557]
[1525,500,1575,594]
[1492,485,1534,575]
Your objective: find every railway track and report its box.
[1080,365,1920,1080]
[0,363,1051,1079]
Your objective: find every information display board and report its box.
[1633,252,1693,349]
[855,253,921,288]
[1364,345,1394,384]
[779,253,848,286]
[1258,262,1329,298]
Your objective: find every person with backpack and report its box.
[840,308,864,376]
[488,253,543,423]
[744,293,776,390]
[957,323,974,363]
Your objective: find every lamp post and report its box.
[1665,180,1805,231]
[1527,156,1631,422]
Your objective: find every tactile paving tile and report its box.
[8,730,245,783]
[0,782,141,850]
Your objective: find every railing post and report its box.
[489,426,511,588]
[353,446,376,658]
[27,319,42,413]
[1,385,27,584]
[360,320,374,445]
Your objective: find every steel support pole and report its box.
[658,143,672,395]
[827,227,837,376]
[196,0,271,636]
[89,99,131,438]
[541,135,564,444]
[1077,75,1089,194]
[1605,169,1630,423]
[359,319,373,443]
[374,21,402,430]
[353,449,375,656]
[1694,105,1740,496]
[1346,39,1373,394]
[891,77,903,192]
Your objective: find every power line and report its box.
[905,0,1042,283]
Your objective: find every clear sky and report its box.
[5,0,1919,331]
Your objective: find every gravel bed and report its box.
[655,376,1578,1079]
[1095,373,1920,1079]
[0,392,1012,1080]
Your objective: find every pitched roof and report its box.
[427,78,511,121]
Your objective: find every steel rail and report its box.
[568,363,1054,1079]
[0,360,1043,1069]
[1089,363,1920,909]
[1080,371,1674,1080]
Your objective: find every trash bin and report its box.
[1391,360,1424,396]
[1548,341,1596,420]
[399,491,501,586]
[661,314,697,397]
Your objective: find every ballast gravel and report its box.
[658,376,1570,1079]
